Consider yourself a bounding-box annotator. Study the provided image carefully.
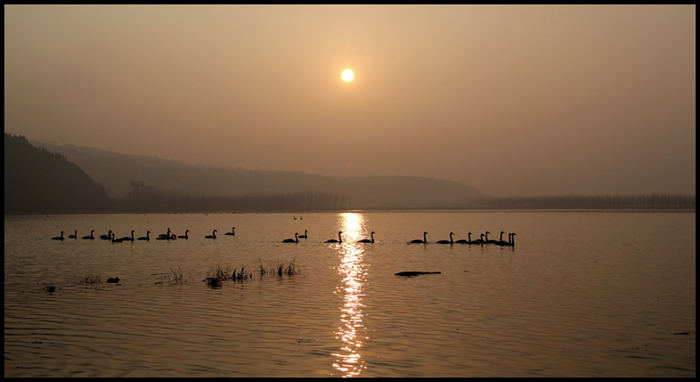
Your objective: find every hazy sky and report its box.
[5,5,696,197]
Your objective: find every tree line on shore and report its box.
[462,193,695,210]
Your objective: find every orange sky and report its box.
[4,5,696,197]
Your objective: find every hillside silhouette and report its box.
[30,140,488,210]
[5,134,111,214]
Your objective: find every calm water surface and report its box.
[4,211,695,377]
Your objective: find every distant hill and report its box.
[30,140,487,209]
[5,134,110,214]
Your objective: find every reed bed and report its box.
[202,258,299,288]
[204,262,252,288]
[258,257,299,277]
[74,274,102,287]
[152,266,191,285]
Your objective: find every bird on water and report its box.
[436,232,454,244]
[325,231,343,243]
[358,231,375,243]
[283,233,299,243]
[409,232,428,244]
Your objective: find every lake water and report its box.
[4,211,695,377]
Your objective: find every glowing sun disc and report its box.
[342,70,354,82]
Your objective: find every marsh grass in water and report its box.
[152,266,192,285]
[204,262,252,288]
[258,257,299,277]
[74,274,102,288]
[202,258,299,288]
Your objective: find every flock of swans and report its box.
[50,227,236,242]
[409,231,515,246]
[50,228,514,246]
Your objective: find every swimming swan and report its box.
[137,231,151,241]
[224,227,235,236]
[455,233,470,244]
[325,231,343,243]
[436,232,454,244]
[283,233,299,243]
[358,231,375,243]
[495,231,510,246]
[484,231,499,244]
[205,230,217,239]
[469,233,484,245]
[409,232,428,244]
[82,230,95,240]
[178,230,189,239]
[298,230,308,239]
[118,230,135,242]
[51,231,65,241]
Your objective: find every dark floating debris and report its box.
[395,271,441,277]
[107,277,120,283]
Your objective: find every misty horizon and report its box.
[4,5,696,197]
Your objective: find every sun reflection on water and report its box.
[331,213,369,377]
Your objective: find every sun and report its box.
[342,69,354,82]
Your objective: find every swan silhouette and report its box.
[51,231,65,241]
[205,230,217,239]
[100,230,112,240]
[283,233,299,243]
[495,233,514,247]
[495,231,509,246]
[325,231,343,243]
[137,231,151,241]
[156,228,173,240]
[178,230,189,239]
[82,230,95,240]
[469,233,484,245]
[502,233,516,247]
[437,232,454,244]
[112,232,123,243]
[68,230,77,239]
[118,230,135,242]
[358,231,375,243]
[298,230,308,239]
[224,227,235,236]
[484,231,499,244]
[455,233,470,244]
[409,232,428,244]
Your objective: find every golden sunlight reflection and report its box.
[331,213,369,377]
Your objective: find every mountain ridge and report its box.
[5,134,111,214]
[29,140,488,209]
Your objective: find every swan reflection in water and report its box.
[331,213,369,377]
